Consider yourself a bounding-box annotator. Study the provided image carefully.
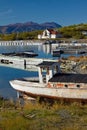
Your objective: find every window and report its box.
[45,31,47,36]
[65,84,68,88]
[77,84,80,88]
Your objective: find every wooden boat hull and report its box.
[10,79,87,102]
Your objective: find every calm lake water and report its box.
[0,44,54,99]
[0,44,82,99]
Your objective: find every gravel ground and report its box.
[60,57,87,74]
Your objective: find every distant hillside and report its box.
[0,22,62,34]
[59,23,87,39]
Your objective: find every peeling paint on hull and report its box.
[10,79,87,103]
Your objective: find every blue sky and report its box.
[0,0,87,26]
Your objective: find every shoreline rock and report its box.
[60,56,87,74]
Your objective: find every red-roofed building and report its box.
[38,29,62,39]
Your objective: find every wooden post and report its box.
[24,59,26,69]
[17,91,20,99]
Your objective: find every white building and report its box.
[81,31,87,36]
[38,29,62,39]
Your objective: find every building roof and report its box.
[49,73,87,83]
[37,61,57,67]
[47,29,58,34]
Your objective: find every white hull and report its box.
[10,79,87,101]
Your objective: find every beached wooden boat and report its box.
[9,61,87,102]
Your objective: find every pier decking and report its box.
[0,54,57,71]
[0,40,43,46]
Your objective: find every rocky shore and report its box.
[60,55,87,74]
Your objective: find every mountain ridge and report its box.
[0,21,62,34]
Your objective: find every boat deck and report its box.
[18,77,39,83]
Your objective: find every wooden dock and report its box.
[0,54,57,71]
[0,40,44,46]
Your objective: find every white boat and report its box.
[9,61,87,103]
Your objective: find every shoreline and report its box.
[61,55,87,73]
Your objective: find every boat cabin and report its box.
[37,61,61,83]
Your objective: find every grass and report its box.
[0,98,87,130]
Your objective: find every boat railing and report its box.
[16,78,46,87]
[19,77,39,82]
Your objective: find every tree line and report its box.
[59,23,87,39]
